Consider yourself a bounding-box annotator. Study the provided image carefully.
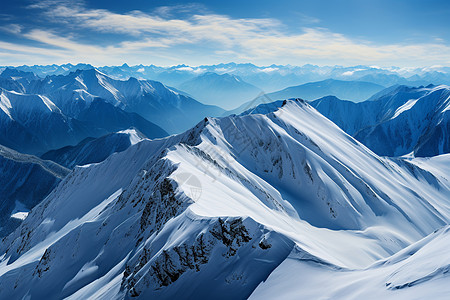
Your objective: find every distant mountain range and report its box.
[25,68,225,134]
[5,63,450,93]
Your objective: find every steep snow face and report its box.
[0,100,449,299]
[0,89,60,121]
[221,100,449,236]
[311,85,450,157]
[41,129,148,168]
[29,69,124,109]
[117,128,146,145]
[391,98,419,119]
[0,145,69,237]
[0,92,13,119]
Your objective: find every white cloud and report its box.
[23,29,103,54]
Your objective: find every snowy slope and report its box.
[41,129,148,168]
[311,85,450,157]
[0,100,449,299]
[0,144,69,237]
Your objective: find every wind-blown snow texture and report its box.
[0,99,449,299]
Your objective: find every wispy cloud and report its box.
[1,0,449,66]
[0,24,23,34]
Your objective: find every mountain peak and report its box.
[116,127,147,144]
[240,98,307,116]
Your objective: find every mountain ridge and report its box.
[0,99,448,298]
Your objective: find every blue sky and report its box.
[1,0,449,67]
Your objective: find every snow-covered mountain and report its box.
[41,129,147,169]
[311,84,450,157]
[0,68,39,93]
[0,99,449,299]
[27,68,225,134]
[0,87,167,155]
[0,144,69,237]
[177,72,262,109]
